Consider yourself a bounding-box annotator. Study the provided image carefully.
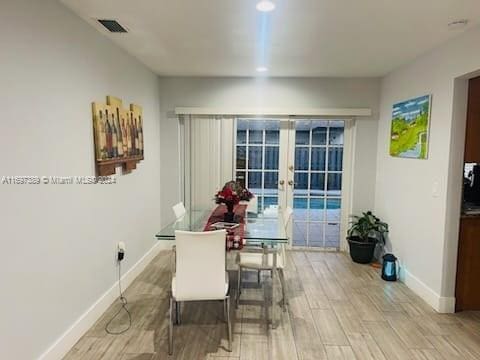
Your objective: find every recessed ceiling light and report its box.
[448,19,468,30]
[256,1,275,12]
[256,66,268,72]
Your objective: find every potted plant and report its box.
[347,211,388,264]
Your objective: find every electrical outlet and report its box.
[117,242,125,261]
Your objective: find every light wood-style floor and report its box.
[64,251,480,360]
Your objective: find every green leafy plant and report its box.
[347,211,389,244]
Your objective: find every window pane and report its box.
[256,195,263,213]
[327,173,342,192]
[248,120,267,130]
[325,223,340,248]
[248,171,262,189]
[237,130,246,144]
[292,221,308,246]
[310,173,325,196]
[294,172,308,196]
[311,148,326,171]
[237,119,248,130]
[326,198,341,221]
[248,146,262,169]
[310,198,325,221]
[236,146,246,169]
[236,171,246,188]
[293,197,308,220]
[264,187,278,198]
[249,130,263,144]
[295,131,310,145]
[328,148,343,171]
[309,223,325,247]
[265,130,279,144]
[329,122,344,145]
[265,147,279,170]
[295,147,309,170]
[312,121,327,145]
[263,196,278,211]
[295,120,311,145]
[264,172,278,189]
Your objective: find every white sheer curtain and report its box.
[181,115,235,210]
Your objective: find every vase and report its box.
[224,201,235,222]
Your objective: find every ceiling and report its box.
[60,0,480,77]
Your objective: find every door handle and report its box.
[288,180,294,186]
[279,180,285,186]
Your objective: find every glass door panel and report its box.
[290,120,344,249]
[234,118,345,250]
[235,119,280,213]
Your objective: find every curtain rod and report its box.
[175,107,372,117]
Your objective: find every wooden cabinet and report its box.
[457,77,480,311]
[464,76,480,162]
[455,216,480,311]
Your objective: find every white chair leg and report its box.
[226,296,232,352]
[168,296,174,355]
[223,297,228,321]
[271,269,277,329]
[279,269,287,311]
[236,267,242,308]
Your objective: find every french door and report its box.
[234,118,347,250]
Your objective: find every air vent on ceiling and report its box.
[97,19,128,33]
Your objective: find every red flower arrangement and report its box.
[238,187,254,201]
[215,186,239,206]
[216,181,253,202]
[215,186,238,221]
[215,181,254,222]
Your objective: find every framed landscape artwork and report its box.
[390,94,431,159]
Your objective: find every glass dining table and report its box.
[156,207,288,328]
[156,208,288,243]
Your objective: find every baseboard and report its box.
[38,241,172,360]
[437,296,456,313]
[400,268,455,313]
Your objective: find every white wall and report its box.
[375,25,480,312]
[159,77,381,224]
[0,1,161,359]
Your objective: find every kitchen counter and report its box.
[462,202,480,217]
[461,211,480,218]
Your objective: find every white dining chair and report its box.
[168,229,231,355]
[236,206,293,313]
[172,202,186,220]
